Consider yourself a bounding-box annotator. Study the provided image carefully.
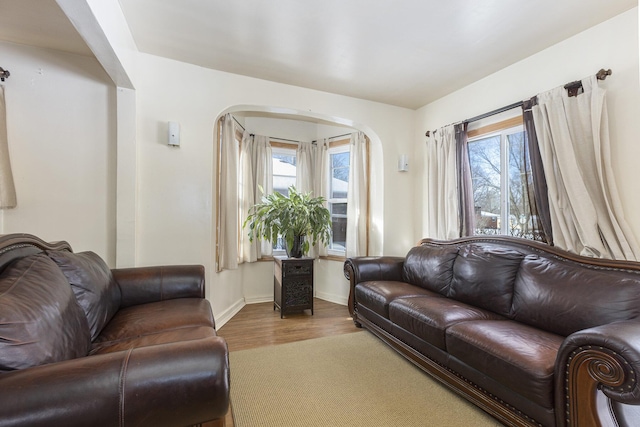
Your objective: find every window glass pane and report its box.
[331,202,347,216]
[329,150,349,252]
[468,136,501,235]
[272,151,296,250]
[330,152,349,199]
[330,203,347,251]
[273,152,296,196]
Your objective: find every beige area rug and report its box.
[229,331,503,426]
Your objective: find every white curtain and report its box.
[311,139,329,257]
[220,127,273,270]
[239,131,255,262]
[346,132,368,257]
[218,114,240,271]
[296,142,314,194]
[532,76,639,260]
[0,86,17,208]
[254,135,273,257]
[239,132,274,262]
[425,125,460,239]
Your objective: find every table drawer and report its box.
[283,261,312,276]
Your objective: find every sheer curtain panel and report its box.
[239,133,273,262]
[217,114,240,271]
[312,139,329,257]
[346,132,368,257]
[0,86,17,208]
[296,142,314,194]
[532,76,639,260]
[425,125,460,239]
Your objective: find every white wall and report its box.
[415,8,640,245]
[134,53,416,323]
[0,41,116,263]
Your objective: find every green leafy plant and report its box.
[243,186,332,257]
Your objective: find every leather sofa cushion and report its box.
[0,254,91,371]
[94,298,215,344]
[48,250,122,341]
[389,296,504,350]
[449,244,524,316]
[513,255,640,336]
[446,320,564,409]
[90,325,217,355]
[402,245,459,294]
[355,281,442,318]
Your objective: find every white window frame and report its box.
[271,146,297,256]
[327,144,350,256]
[468,124,525,236]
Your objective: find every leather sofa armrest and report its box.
[0,336,229,427]
[343,256,405,316]
[555,320,640,427]
[112,264,205,308]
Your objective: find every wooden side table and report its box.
[274,256,314,318]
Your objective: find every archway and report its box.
[212,105,385,304]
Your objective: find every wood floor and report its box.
[215,298,363,426]
[217,298,362,352]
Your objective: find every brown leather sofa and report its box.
[344,236,640,427]
[0,233,229,427]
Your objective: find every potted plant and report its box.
[243,186,332,258]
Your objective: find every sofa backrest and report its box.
[48,250,122,341]
[402,245,459,294]
[404,241,528,316]
[409,237,640,336]
[0,254,91,372]
[512,254,640,336]
[448,243,525,317]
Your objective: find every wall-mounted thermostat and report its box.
[398,154,409,172]
[168,121,180,146]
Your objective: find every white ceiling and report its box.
[0,0,92,57]
[117,0,637,109]
[0,1,636,109]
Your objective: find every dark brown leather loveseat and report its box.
[344,236,640,427]
[0,233,229,427]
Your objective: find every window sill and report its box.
[257,255,346,262]
[320,255,346,262]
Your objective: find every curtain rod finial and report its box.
[596,69,612,80]
[0,67,9,82]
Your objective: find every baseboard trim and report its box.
[315,290,347,306]
[244,296,273,304]
[215,298,245,329]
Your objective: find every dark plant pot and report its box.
[286,235,304,258]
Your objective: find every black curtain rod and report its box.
[463,101,524,125]
[425,68,613,137]
[328,132,352,140]
[232,116,245,131]
[231,116,300,143]
[0,66,10,82]
[272,131,352,145]
[312,132,354,144]
[463,69,612,124]
[231,113,354,145]
[260,135,304,144]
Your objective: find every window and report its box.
[272,147,297,196]
[468,123,537,239]
[271,147,297,253]
[328,145,350,253]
